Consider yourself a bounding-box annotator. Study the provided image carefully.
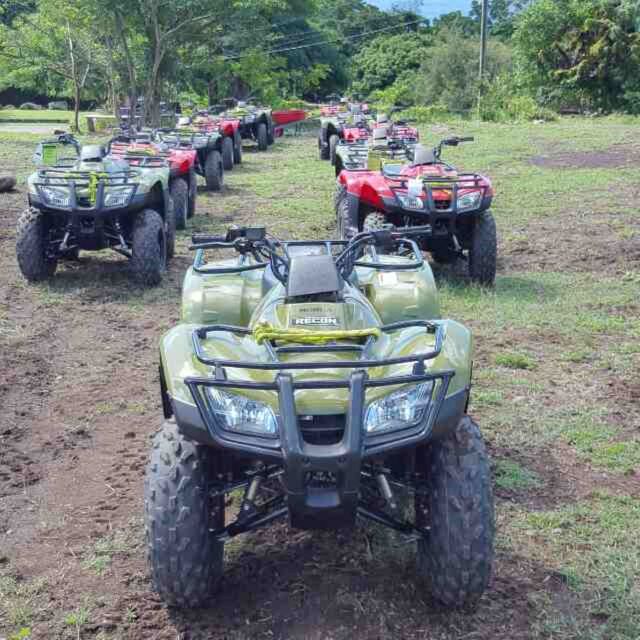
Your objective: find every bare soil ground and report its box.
[1,124,639,639]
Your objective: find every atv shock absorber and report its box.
[375,472,398,512]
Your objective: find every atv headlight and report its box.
[205,388,278,437]
[457,191,482,212]
[365,382,434,434]
[40,186,70,208]
[104,186,134,209]
[397,194,424,211]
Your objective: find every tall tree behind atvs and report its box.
[514,0,640,112]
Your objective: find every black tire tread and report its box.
[418,416,495,608]
[468,210,497,286]
[130,208,165,286]
[170,177,189,231]
[221,136,234,171]
[257,122,268,151]
[204,150,224,192]
[329,134,339,166]
[233,131,243,165]
[144,420,224,608]
[16,207,57,281]
[187,169,197,218]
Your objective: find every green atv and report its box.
[146,225,495,609]
[18,133,175,286]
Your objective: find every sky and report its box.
[366,0,473,19]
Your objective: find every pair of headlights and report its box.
[397,190,482,212]
[205,381,434,438]
[39,185,134,209]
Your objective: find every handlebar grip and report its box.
[191,234,227,244]
[459,136,475,142]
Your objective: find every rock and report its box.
[0,174,16,192]
[19,102,43,110]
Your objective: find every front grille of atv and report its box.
[299,414,345,445]
[434,199,451,210]
[304,471,338,488]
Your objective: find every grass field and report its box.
[0,117,639,639]
[0,109,87,124]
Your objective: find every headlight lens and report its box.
[104,186,134,209]
[365,382,434,434]
[205,388,278,437]
[457,191,482,212]
[40,186,70,208]
[397,194,424,210]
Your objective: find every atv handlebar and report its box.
[190,225,435,285]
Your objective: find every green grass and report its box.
[494,458,541,491]
[0,109,86,123]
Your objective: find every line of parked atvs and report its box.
[318,99,497,285]
[16,101,277,286]
[13,100,497,614]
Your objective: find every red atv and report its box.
[335,137,497,285]
[190,110,242,170]
[108,133,198,230]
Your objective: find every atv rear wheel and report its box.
[145,420,225,608]
[170,177,189,230]
[130,208,166,286]
[222,136,234,171]
[468,211,497,286]
[257,122,268,151]
[233,131,243,164]
[416,416,494,608]
[165,195,176,261]
[16,207,57,282]
[329,134,339,166]
[204,150,224,192]
[187,169,197,218]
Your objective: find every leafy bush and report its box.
[481,75,557,121]
[412,27,512,115]
[395,104,452,123]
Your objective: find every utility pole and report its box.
[477,0,489,119]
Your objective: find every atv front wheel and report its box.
[257,123,268,151]
[416,416,494,608]
[16,207,57,282]
[187,169,197,219]
[319,137,329,161]
[334,180,346,212]
[170,177,189,230]
[468,211,497,286]
[233,131,243,165]
[222,136,234,171]
[204,150,224,192]
[329,134,339,166]
[145,420,225,608]
[336,194,359,241]
[130,208,166,286]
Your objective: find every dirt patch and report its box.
[529,144,640,169]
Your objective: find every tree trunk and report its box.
[73,82,81,132]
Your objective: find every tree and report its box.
[0,0,97,130]
[514,0,640,111]
[350,31,431,98]
[470,0,531,38]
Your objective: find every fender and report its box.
[340,171,394,211]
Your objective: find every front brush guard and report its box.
[185,320,455,531]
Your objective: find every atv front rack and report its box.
[184,320,454,529]
[33,167,141,211]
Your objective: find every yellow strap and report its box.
[88,172,108,204]
[253,322,381,346]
